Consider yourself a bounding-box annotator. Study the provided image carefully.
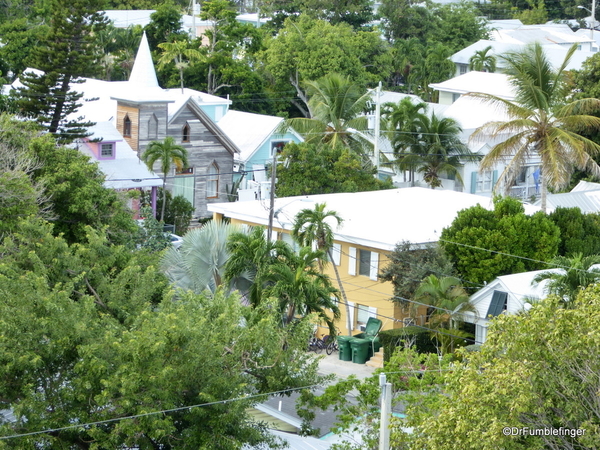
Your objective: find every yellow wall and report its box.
[223,215,419,338]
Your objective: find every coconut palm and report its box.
[282,73,370,153]
[157,39,202,94]
[393,112,480,189]
[468,43,600,212]
[161,221,244,294]
[413,275,476,353]
[469,45,496,72]
[292,203,353,336]
[533,253,600,306]
[142,137,189,222]
[263,247,341,332]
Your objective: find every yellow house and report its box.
[208,187,499,337]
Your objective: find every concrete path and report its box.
[316,352,377,380]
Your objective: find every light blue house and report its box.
[217,110,303,193]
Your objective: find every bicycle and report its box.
[322,334,339,355]
[308,337,325,354]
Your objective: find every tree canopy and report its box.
[440,196,560,286]
[0,218,323,449]
[275,142,393,197]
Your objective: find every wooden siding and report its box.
[116,104,140,151]
[167,106,233,218]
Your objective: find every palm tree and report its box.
[413,275,476,354]
[292,203,353,336]
[533,253,600,306]
[157,40,202,94]
[393,112,480,189]
[224,226,293,307]
[142,137,189,222]
[469,45,496,72]
[468,43,600,212]
[282,73,370,153]
[383,98,428,184]
[263,247,341,332]
[160,221,244,294]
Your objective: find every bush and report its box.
[379,326,438,362]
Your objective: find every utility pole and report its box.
[374,81,382,175]
[267,151,277,242]
[379,373,392,450]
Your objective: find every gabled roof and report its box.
[80,122,162,190]
[216,110,286,163]
[430,71,516,100]
[209,188,541,251]
[571,180,600,192]
[170,97,240,157]
[469,268,561,319]
[165,88,231,121]
[443,95,512,131]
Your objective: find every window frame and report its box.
[123,115,131,137]
[99,143,114,159]
[182,123,191,143]
[206,163,219,199]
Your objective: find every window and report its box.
[271,140,288,156]
[349,247,378,280]
[359,250,371,277]
[477,170,493,192]
[452,93,461,103]
[356,304,370,330]
[182,123,191,143]
[486,290,508,317]
[281,232,299,253]
[123,115,131,137]
[100,143,114,158]
[148,114,158,139]
[206,163,219,198]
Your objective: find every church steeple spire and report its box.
[129,32,159,88]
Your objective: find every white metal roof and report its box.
[208,187,535,251]
[430,71,516,100]
[217,110,283,163]
[534,189,600,213]
[571,180,600,192]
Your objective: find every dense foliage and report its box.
[440,196,561,286]
[275,142,393,197]
[0,219,323,449]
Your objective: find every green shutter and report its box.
[470,171,478,194]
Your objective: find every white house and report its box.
[465,269,560,344]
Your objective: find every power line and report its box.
[0,384,320,441]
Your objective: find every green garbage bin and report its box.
[354,317,383,358]
[350,338,370,364]
[338,335,352,361]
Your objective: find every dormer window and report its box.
[100,143,114,158]
[182,123,190,143]
[124,115,131,137]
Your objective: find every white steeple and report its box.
[129,32,159,88]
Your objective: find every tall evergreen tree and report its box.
[16,0,107,143]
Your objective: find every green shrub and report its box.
[379,326,438,362]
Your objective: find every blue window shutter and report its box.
[492,170,499,191]
[470,171,478,194]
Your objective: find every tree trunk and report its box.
[328,248,352,336]
[160,175,167,222]
[49,74,72,134]
[540,174,547,213]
